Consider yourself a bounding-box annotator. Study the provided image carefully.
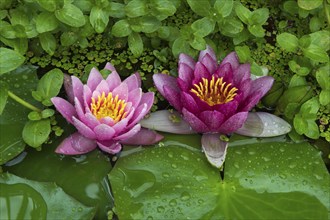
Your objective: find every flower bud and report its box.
[276,85,314,115]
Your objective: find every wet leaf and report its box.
[22,119,51,148]
[0,65,39,165]
[0,173,95,219]
[109,134,329,219]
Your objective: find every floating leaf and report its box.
[109,134,329,219]
[0,173,95,219]
[32,68,63,106]
[22,119,51,148]
[0,65,39,165]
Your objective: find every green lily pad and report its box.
[0,173,95,219]
[4,125,114,219]
[0,65,39,165]
[109,134,330,219]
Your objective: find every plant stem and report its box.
[8,91,42,112]
[324,0,330,27]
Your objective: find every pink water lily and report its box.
[141,46,291,168]
[51,63,163,155]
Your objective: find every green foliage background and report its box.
[0,0,329,219]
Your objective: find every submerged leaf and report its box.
[0,173,95,219]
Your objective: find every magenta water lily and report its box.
[141,46,291,168]
[51,63,163,155]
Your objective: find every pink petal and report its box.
[239,76,274,111]
[164,86,182,112]
[87,68,103,91]
[214,100,239,117]
[178,62,194,85]
[133,72,141,87]
[201,133,228,168]
[198,45,217,63]
[95,80,110,94]
[112,82,128,101]
[217,112,248,134]
[97,140,122,154]
[83,85,92,111]
[128,103,148,127]
[128,88,142,109]
[55,132,97,155]
[140,110,196,134]
[123,73,139,90]
[220,52,239,70]
[113,118,129,134]
[114,124,141,140]
[83,113,100,129]
[104,62,117,72]
[179,53,196,69]
[193,62,211,83]
[233,63,251,86]
[94,124,116,141]
[91,90,101,101]
[140,92,154,114]
[74,97,85,120]
[72,117,96,139]
[249,76,274,98]
[181,92,200,115]
[213,63,233,83]
[100,116,115,127]
[177,78,189,92]
[71,76,84,105]
[182,108,209,133]
[106,70,121,91]
[51,97,77,124]
[121,128,164,145]
[199,110,225,131]
[153,73,179,98]
[200,53,217,75]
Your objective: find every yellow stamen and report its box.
[190,76,238,106]
[90,92,128,122]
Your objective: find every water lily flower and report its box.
[141,46,291,168]
[51,63,163,155]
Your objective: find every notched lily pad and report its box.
[0,173,95,220]
[109,134,329,219]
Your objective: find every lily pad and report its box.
[0,173,95,220]
[4,126,114,219]
[0,65,39,165]
[109,134,330,219]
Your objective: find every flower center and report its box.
[190,76,238,106]
[91,92,128,122]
